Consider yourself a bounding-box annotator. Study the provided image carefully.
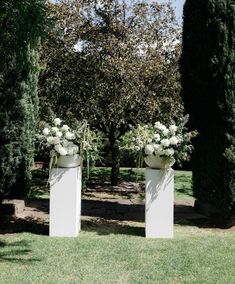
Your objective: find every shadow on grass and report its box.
[0,239,41,263]
[82,216,235,237]
[176,217,235,229]
[82,218,145,237]
[82,199,204,223]
[174,174,193,198]
[0,216,49,236]
[175,186,193,197]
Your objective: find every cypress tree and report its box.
[181,0,235,224]
[0,0,47,199]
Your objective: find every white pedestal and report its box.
[49,167,81,237]
[145,168,174,238]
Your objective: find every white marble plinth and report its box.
[145,168,174,238]
[49,167,81,237]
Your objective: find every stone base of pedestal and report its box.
[49,167,81,237]
[145,168,174,238]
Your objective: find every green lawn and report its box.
[0,220,234,284]
[31,167,193,201]
[174,170,193,200]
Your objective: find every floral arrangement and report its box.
[39,118,80,157]
[121,116,198,166]
[37,118,103,174]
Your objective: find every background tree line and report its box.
[39,0,183,185]
[1,0,234,225]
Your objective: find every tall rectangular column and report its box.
[145,168,174,238]
[49,167,81,237]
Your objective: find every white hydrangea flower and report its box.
[47,136,55,145]
[153,144,161,151]
[54,118,61,126]
[56,131,62,138]
[169,136,179,145]
[164,148,174,156]
[58,147,68,156]
[145,144,154,155]
[53,137,60,145]
[162,128,169,136]
[154,133,160,141]
[160,125,167,132]
[51,127,59,133]
[55,144,62,153]
[154,122,163,129]
[147,138,152,143]
[62,125,70,131]
[42,128,50,136]
[153,144,163,154]
[169,125,178,133]
[55,144,67,156]
[65,131,75,140]
[158,147,165,155]
[161,139,170,147]
[154,121,168,132]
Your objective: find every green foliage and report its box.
[181,0,235,223]
[0,0,47,199]
[81,125,104,166]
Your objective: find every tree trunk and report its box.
[110,138,120,186]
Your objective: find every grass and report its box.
[174,170,193,200]
[2,168,234,283]
[0,220,234,284]
[88,167,145,183]
[31,167,193,201]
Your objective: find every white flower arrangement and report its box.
[38,118,80,158]
[121,116,198,166]
[37,118,103,176]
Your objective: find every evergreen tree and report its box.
[0,0,47,199]
[181,0,235,224]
